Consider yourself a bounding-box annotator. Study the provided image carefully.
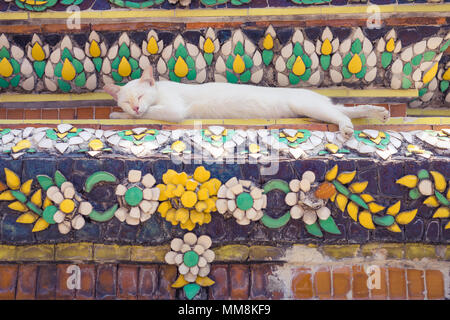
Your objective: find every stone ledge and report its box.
[0,243,448,263]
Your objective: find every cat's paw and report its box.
[109,112,124,119]
[371,106,390,122]
[339,124,354,140]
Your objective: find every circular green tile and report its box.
[236,192,254,210]
[183,250,199,267]
[124,186,143,206]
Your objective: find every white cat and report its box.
[104,67,390,139]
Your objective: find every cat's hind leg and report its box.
[290,100,355,139]
[336,104,390,122]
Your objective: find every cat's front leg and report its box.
[109,112,134,119]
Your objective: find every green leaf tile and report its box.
[319,216,341,234]
[305,222,323,237]
[262,50,273,66]
[118,43,130,58]
[351,39,362,54]
[320,54,331,70]
[381,51,392,69]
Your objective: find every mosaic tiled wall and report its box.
[3,0,450,11]
[0,25,449,107]
[0,151,448,298]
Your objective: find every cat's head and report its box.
[103,67,157,117]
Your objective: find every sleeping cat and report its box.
[104,67,390,139]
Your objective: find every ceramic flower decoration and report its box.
[115,170,160,225]
[165,233,215,300]
[157,166,221,231]
[216,177,266,225]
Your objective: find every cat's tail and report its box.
[334,104,390,122]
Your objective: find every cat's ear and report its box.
[140,67,155,86]
[103,84,121,100]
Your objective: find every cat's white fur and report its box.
[104,68,390,139]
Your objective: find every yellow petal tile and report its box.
[292,56,306,76]
[336,193,348,212]
[249,143,260,153]
[325,143,339,154]
[349,181,368,194]
[263,34,274,50]
[385,38,395,52]
[368,202,385,214]
[31,42,46,61]
[61,58,76,81]
[181,190,198,208]
[89,40,101,57]
[5,168,21,190]
[193,166,210,183]
[232,54,245,74]
[172,275,189,288]
[8,201,28,212]
[348,54,362,74]
[20,179,33,196]
[12,139,31,153]
[396,175,418,188]
[89,139,104,151]
[325,164,338,181]
[386,200,401,215]
[43,196,52,209]
[174,56,189,77]
[157,200,172,217]
[147,37,159,55]
[387,222,402,233]
[346,201,358,221]
[443,68,450,81]
[180,218,195,231]
[171,140,186,153]
[196,276,215,287]
[361,194,374,203]
[190,210,204,225]
[118,56,132,77]
[423,196,439,208]
[429,171,446,192]
[175,208,190,224]
[359,210,375,229]
[203,38,215,53]
[16,212,38,224]
[0,57,13,78]
[337,171,356,184]
[30,189,42,207]
[395,209,418,225]
[0,190,15,201]
[422,62,438,84]
[432,207,449,218]
[32,217,49,232]
[321,38,332,55]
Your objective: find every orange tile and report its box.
[291,268,313,299]
[314,267,331,299]
[24,109,42,119]
[6,108,23,120]
[352,265,369,299]
[95,107,112,119]
[425,270,444,300]
[388,268,407,299]
[332,266,351,299]
[406,269,425,300]
[59,108,76,120]
[77,107,94,119]
[42,109,59,119]
[370,267,387,300]
[389,104,407,117]
[0,108,6,119]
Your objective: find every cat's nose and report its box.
[132,106,139,113]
